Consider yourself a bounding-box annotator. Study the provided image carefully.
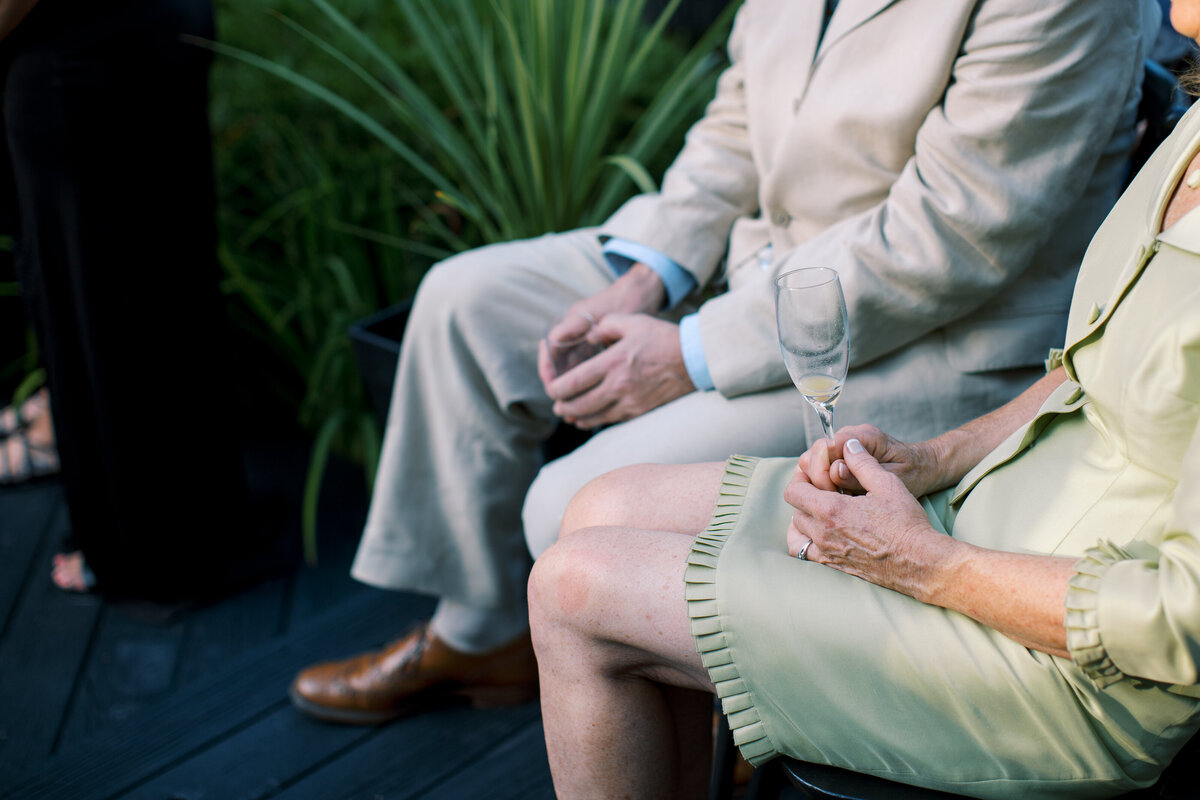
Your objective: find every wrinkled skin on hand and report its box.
[795,424,942,498]
[541,313,695,429]
[538,262,692,428]
[785,432,947,600]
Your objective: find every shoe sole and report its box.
[288,681,539,726]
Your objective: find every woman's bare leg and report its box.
[531,528,713,798]
[529,461,727,799]
[560,461,728,537]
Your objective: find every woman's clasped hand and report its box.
[783,429,954,599]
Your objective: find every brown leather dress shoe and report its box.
[289,622,539,724]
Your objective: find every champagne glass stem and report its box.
[812,402,836,444]
[811,401,844,492]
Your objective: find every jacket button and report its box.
[1086,303,1101,324]
[772,210,792,227]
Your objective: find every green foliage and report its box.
[214,0,734,246]
[212,0,446,562]
[0,236,35,400]
[208,0,735,560]
[212,0,432,430]
[0,325,42,411]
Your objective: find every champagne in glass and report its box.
[775,267,849,445]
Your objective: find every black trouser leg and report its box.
[4,0,258,600]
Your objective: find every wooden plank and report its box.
[269,702,544,800]
[119,694,546,800]
[117,704,376,800]
[56,556,289,750]
[0,482,66,635]
[0,500,102,786]
[172,574,290,686]
[285,528,375,633]
[4,589,427,799]
[284,460,376,632]
[426,716,555,800]
[54,605,187,750]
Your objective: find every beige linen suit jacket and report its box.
[356,0,1159,605]
[602,0,1155,398]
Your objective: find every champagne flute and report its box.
[775,267,849,447]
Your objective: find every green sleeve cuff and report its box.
[1066,540,1136,688]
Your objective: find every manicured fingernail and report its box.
[836,462,848,480]
[846,438,864,454]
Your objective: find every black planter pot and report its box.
[348,299,412,429]
[645,0,732,39]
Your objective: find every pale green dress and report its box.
[688,105,1200,798]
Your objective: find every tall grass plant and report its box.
[209,0,736,560]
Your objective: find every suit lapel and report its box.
[815,0,903,62]
[765,0,828,102]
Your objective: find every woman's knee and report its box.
[559,465,653,539]
[556,461,726,541]
[528,531,609,639]
[524,454,624,557]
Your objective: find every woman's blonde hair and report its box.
[1180,60,1200,95]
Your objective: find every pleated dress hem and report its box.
[684,454,780,766]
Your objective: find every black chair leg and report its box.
[745,757,790,800]
[712,710,804,800]
[711,708,738,800]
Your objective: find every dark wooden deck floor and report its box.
[0,440,553,800]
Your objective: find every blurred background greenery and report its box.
[3,0,735,559]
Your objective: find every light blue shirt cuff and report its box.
[601,239,696,310]
[679,313,714,391]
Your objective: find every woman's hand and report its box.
[787,439,1074,656]
[795,425,942,498]
[786,438,955,601]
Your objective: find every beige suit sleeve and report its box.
[701,0,1148,396]
[598,3,759,290]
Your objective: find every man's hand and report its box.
[550,262,666,342]
[543,313,695,428]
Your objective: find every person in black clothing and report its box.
[1,0,268,600]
